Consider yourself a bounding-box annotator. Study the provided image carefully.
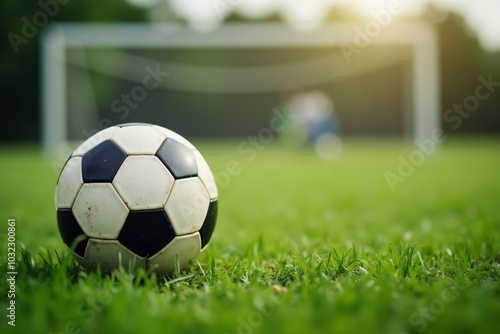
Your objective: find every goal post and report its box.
[40,22,440,155]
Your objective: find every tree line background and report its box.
[1,2,498,142]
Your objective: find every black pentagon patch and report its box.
[118,209,176,258]
[117,123,151,127]
[199,200,218,248]
[156,138,198,179]
[82,140,126,183]
[57,209,88,257]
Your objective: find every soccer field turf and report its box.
[1,138,499,334]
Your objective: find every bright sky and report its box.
[128,0,500,51]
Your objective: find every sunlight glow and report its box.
[161,0,500,50]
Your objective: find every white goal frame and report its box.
[40,22,440,155]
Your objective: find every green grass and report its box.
[1,138,499,334]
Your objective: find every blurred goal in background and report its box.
[40,22,440,155]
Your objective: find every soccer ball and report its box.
[55,123,218,274]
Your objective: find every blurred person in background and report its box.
[279,89,342,160]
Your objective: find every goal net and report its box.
[40,22,440,156]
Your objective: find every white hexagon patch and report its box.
[165,178,210,235]
[66,245,92,270]
[113,156,174,210]
[73,183,129,239]
[193,150,218,200]
[111,125,166,155]
[56,157,83,209]
[84,239,143,272]
[147,233,201,273]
